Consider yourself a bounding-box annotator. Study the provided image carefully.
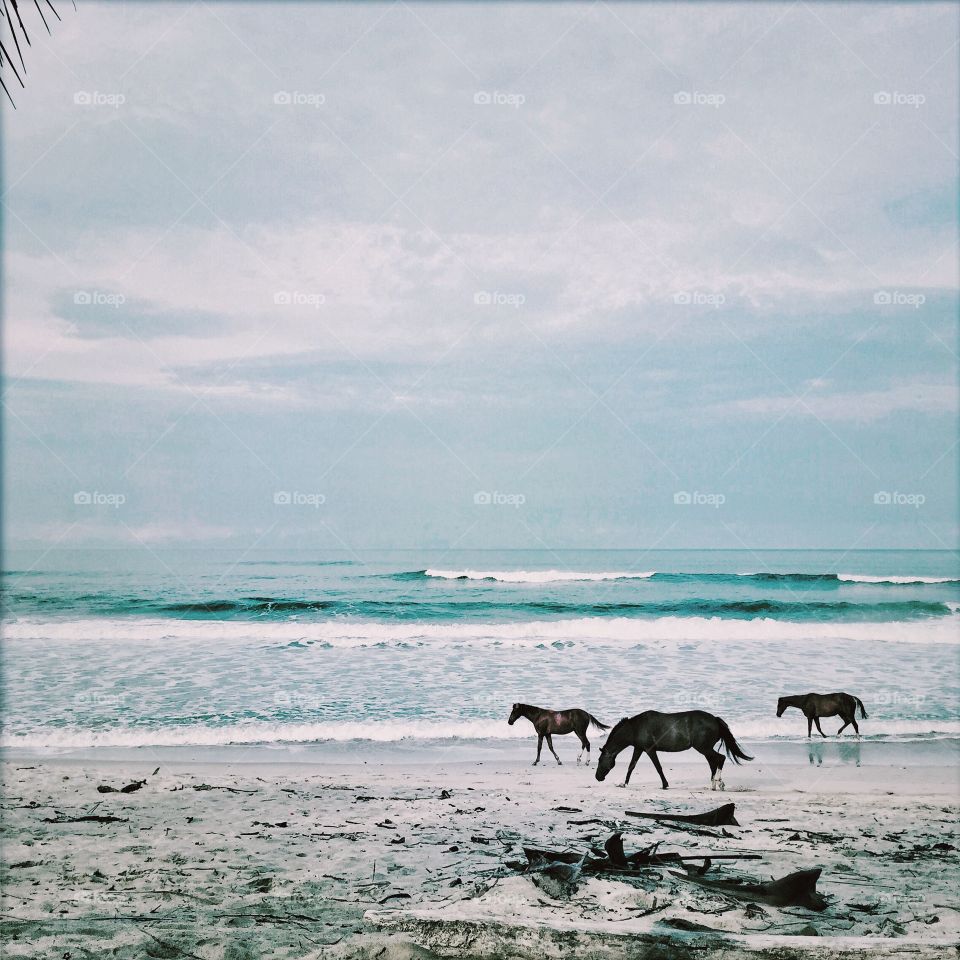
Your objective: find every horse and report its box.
[595,710,753,790]
[508,703,609,766]
[777,692,868,738]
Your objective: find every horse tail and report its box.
[717,718,753,764]
[587,713,610,731]
[854,696,868,719]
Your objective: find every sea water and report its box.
[2,548,958,758]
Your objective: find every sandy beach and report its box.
[2,742,958,959]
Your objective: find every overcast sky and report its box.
[3,1,958,551]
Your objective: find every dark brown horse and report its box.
[508,703,609,766]
[595,710,753,790]
[777,692,868,738]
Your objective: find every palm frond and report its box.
[2,0,71,108]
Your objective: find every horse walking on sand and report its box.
[508,703,610,766]
[777,692,868,738]
[595,710,753,790]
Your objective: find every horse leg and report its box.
[533,735,543,766]
[698,748,719,790]
[647,750,669,790]
[715,751,726,790]
[546,734,562,766]
[807,716,813,738]
[703,750,718,790]
[576,731,590,765]
[708,749,726,791]
[837,716,851,736]
[851,716,860,738]
[619,747,642,787]
[814,716,827,738]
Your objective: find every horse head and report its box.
[776,696,788,717]
[595,747,616,781]
[508,703,522,725]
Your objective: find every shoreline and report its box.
[4,734,959,773]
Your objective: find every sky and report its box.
[3,1,958,552]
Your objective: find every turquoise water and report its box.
[2,549,958,753]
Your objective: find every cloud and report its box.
[714,381,959,422]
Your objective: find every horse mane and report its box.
[607,715,633,738]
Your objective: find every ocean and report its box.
[2,548,958,758]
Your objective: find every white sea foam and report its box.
[837,574,959,584]
[5,614,958,646]
[843,574,960,584]
[3,717,958,750]
[424,569,656,582]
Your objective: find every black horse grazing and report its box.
[777,692,868,738]
[595,710,753,790]
[508,703,609,766]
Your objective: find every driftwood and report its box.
[97,780,146,794]
[521,833,761,878]
[674,867,828,911]
[189,783,258,795]
[529,860,583,899]
[626,803,739,828]
[43,814,128,824]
